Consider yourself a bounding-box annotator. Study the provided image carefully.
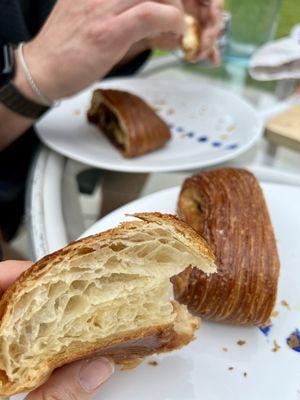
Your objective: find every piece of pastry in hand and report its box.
[175,168,280,326]
[87,89,171,158]
[0,213,215,396]
[181,15,202,63]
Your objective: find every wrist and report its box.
[13,49,42,104]
[14,42,60,104]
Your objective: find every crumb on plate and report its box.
[166,109,175,115]
[148,361,158,367]
[152,106,161,113]
[237,340,246,346]
[228,367,234,371]
[281,300,290,310]
[271,310,279,318]
[243,372,247,378]
[272,340,281,352]
[222,347,228,352]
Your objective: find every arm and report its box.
[0,0,184,150]
[0,50,38,149]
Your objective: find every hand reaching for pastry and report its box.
[0,261,114,400]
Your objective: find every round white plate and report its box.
[36,77,263,173]
[81,183,300,400]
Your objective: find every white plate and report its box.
[80,183,300,400]
[36,77,263,173]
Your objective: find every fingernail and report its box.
[78,358,114,392]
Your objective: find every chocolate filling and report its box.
[98,104,125,149]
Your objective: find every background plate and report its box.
[80,182,300,400]
[36,77,263,172]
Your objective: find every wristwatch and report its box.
[0,42,49,119]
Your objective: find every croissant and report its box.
[181,15,202,63]
[0,213,215,396]
[87,89,171,158]
[175,168,280,326]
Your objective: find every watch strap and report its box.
[0,82,49,119]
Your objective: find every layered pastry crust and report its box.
[0,213,215,395]
[87,89,171,158]
[175,168,280,326]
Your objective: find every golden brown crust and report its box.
[87,89,171,158]
[0,315,197,395]
[0,213,214,322]
[175,168,280,326]
[0,213,208,396]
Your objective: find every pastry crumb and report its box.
[243,372,248,378]
[272,340,281,352]
[166,108,175,115]
[152,106,161,113]
[237,340,246,346]
[220,134,229,140]
[227,125,236,132]
[73,109,81,116]
[222,347,228,352]
[228,367,234,371]
[281,300,290,310]
[148,361,158,367]
[271,310,279,318]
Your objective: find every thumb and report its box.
[26,357,114,400]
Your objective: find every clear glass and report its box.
[226,0,282,64]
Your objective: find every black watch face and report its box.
[0,44,15,87]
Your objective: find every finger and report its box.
[106,0,184,15]
[115,2,185,44]
[149,32,180,50]
[199,24,219,55]
[0,260,32,294]
[208,46,220,65]
[26,357,114,400]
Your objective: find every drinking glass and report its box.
[226,0,282,64]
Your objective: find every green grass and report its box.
[276,0,300,37]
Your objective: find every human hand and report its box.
[183,0,224,64]
[0,261,114,400]
[16,0,184,103]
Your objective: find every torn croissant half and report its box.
[0,213,215,396]
[87,89,171,158]
[176,168,280,326]
[181,15,202,63]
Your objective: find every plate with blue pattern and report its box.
[36,77,263,173]
[80,182,300,400]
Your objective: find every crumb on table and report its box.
[272,340,281,352]
[148,361,158,367]
[222,347,228,352]
[281,300,290,310]
[237,340,246,346]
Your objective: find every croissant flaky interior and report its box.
[175,168,280,326]
[87,89,171,158]
[0,213,215,396]
[181,15,202,63]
